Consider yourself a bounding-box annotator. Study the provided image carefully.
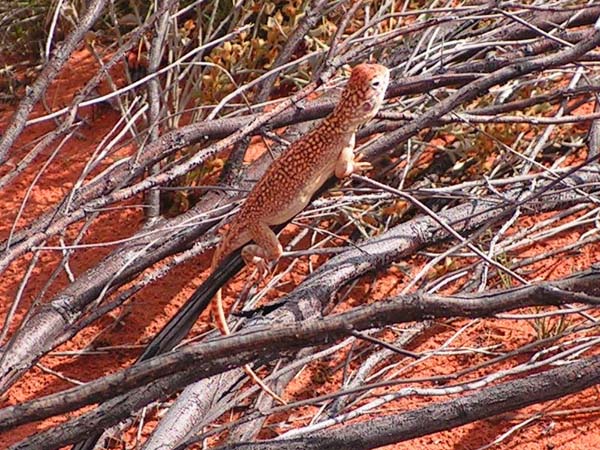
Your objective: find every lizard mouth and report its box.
[362,101,374,112]
[363,96,383,116]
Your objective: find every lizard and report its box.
[210,63,390,404]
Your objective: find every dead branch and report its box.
[2,24,597,378]
[3,164,600,437]
[213,353,600,450]
[5,265,600,449]
[3,5,600,450]
[3,163,598,443]
[0,1,175,191]
[10,2,593,261]
[363,26,600,160]
[6,17,594,267]
[143,0,172,222]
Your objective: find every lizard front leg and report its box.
[334,133,372,178]
[334,133,355,179]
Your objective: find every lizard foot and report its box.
[352,151,373,173]
[241,244,270,278]
[354,160,373,172]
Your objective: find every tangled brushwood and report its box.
[2,2,600,450]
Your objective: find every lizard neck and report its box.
[322,112,359,135]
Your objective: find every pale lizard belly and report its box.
[264,159,336,225]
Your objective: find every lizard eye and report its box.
[371,79,381,88]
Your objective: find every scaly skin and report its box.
[211,63,390,404]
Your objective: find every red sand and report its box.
[1,48,600,450]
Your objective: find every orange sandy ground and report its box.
[1,49,600,450]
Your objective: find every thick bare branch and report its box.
[6,265,600,449]
[3,165,600,436]
[215,353,600,450]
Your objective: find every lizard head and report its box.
[334,63,390,129]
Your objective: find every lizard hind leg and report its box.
[242,221,284,276]
[216,223,281,334]
[241,244,270,278]
[238,221,286,405]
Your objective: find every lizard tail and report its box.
[211,234,232,335]
[213,287,230,334]
[242,363,286,405]
[211,247,286,405]
[214,286,286,404]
